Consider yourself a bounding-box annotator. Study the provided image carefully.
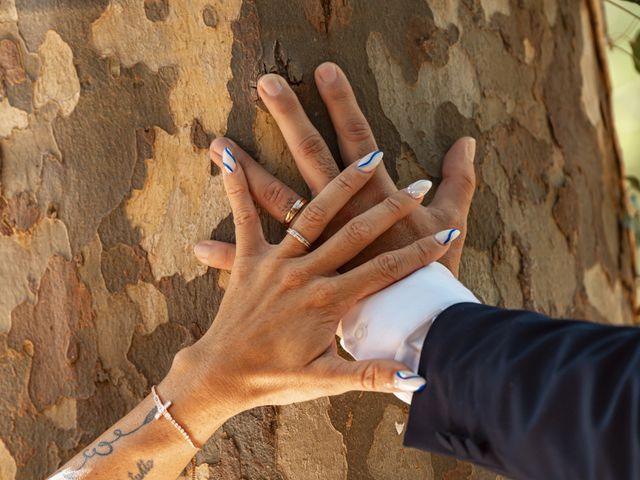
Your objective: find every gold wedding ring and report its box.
[283,198,308,226]
[286,228,311,249]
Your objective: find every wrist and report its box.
[157,345,242,447]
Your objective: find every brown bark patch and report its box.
[143,0,170,22]
[0,192,41,234]
[0,38,26,86]
[202,5,218,28]
[8,256,97,411]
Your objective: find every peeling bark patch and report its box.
[494,122,552,205]
[0,38,26,87]
[276,399,347,480]
[128,322,187,386]
[0,191,41,234]
[406,14,459,70]
[0,218,71,332]
[144,0,170,22]
[100,243,147,294]
[303,0,353,34]
[202,5,218,28]
[191,118,214,150]
[0,97,28,137]
[0,437,17,480]
[367,405,433,479]
[33,30,80,117]
[8,256,97,410]
[220,407,283,480]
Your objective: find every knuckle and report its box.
[340,117,373,142]
[345,219,373,245]
[412,240,432,264]
[263,180,288,208]
[384,195,405,216]
[226,184,248,198]
[233,208,259,226]
[360,361,382,391]
[311,280,338,306]
[297,133,328,159]
[333,174,355,195]
[300,203,328,227]
[374,253,403,281]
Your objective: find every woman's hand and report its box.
[183,146,460,417]
[194,62,476,276]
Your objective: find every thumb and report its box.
[319,357,427,396]
[194,240,237,270]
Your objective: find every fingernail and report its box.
[259,74,284,96]
[466,137,476,163]
[435,228,461,246]
[194,241,214,262]
[393,371,427,392]
[317,62,337,83]
[222,147,237,175]
[405,179,433,199]
[356,150,384,172]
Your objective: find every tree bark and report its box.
[0,0,635,479]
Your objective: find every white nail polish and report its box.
[405,180,432,199]
[434,228,461,246]
[222,147,237,174]
[393,371,427,392]
[356,150,384,172]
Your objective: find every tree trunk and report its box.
[0,0,635,479]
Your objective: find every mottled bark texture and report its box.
[0,0,635,479]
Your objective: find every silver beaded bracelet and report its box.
[151,385,200,450]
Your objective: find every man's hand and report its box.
[195,62,476,276]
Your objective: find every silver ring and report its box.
[286,227,311,248]
[283,198,308,226]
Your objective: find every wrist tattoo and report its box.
[127,459,154,480]
[58,406,158,478]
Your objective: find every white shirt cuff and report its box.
[339,262,480,403]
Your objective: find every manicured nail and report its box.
[466,137,476,163]
[259,74,284,96]
[317,62,337,83]
[393,371,427,392]
[435,228,461,246]
[356,150,384,172]
[194,241,214,262]
[222,147,237,174]
[405,179,433,199]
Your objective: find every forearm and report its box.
[49,349,230,480]
[405,303,640,479]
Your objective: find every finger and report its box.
[194,240,236,271]
[310,180,433,271]
[279,150,385,255]
[338,228,461,299]
[309,356,427,396]
[257,74,339,195]
[315,62,378,164]
[428,137,476,276]
[210,138,305,224]
[219,147,265,255]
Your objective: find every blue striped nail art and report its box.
[435,228,461,246]
[356,150,384,172]
[393,370,427,392]
[222,147,237,174]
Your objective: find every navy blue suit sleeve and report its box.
[404,303,640,480]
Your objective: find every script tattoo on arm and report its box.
[126,459,154,480]
[53,406,158,479]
